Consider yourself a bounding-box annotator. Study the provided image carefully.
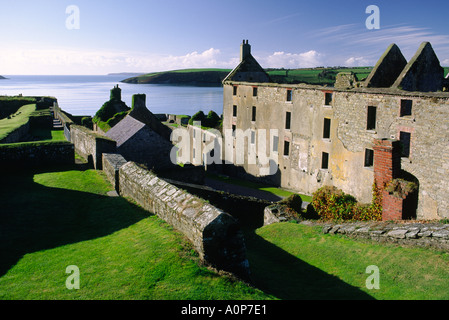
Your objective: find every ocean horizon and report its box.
[0,75,224,117]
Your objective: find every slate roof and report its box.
[223,54,271,83]
[105,115,146,147]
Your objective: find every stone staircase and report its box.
[53,118,63,130]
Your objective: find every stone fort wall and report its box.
[0,141,74,167]
[70,125,116,170]
[112,159,250,279]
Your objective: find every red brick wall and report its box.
[373,138,404,221]
[381,190,403,221]
[373,139,401,189]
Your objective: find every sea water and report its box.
[0,75,224,117]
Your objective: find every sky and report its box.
[1,0,448,75]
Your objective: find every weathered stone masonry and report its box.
[117,160,251,279]
[320,221,449,251]
[0,141,74,166]
[70,125,116,170]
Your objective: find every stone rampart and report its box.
[53,104,75,141]
[165,178,272,230]
[0,121,30,144]
[70,125,116,170]
[102,153,128,192]
[0,141,74,167]
[118,161,250,279]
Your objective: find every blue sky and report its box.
[1,0,448,74]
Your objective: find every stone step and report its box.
[53,119,63,129]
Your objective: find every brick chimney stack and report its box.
[373,138,406,221]
[373,138,402,189]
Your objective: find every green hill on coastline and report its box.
[121,67,376,86]
[121,69,232,86]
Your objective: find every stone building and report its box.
[221,40,449,220]
[106,94,175,171]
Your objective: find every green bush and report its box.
[278,194,303,216]
[204,111,220,128]
[188,111,206,126]
[106,111,129,128]
[311,185,382,221]
[188,110,221,128]
[81,117,93,130]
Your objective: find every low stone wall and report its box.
[0,121,30,144]
[102,153,128,192]
[166,178,271,230]
[70,125,116,170]
[320,221,449,251]
[0,141,74,166]
[118,161,250,279]
[53,104,75,141]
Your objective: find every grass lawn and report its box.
[247,223,449,300]
[0,167,271,300]
[29,128,66,142]
[1,166,448,300]
[0,104,36,141]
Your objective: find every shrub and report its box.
[188,111,206,126]
[278,194,303,218]
[385,179,417,198]
[311,184,382,221]
[204,111,220,128]
[269,194,307,222]
[81,117,93,130]
[188,110,221,128]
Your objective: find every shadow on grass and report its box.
[0,164,150,277]
[244,229,375,300]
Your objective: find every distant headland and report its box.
[120,67,383,86]
[121,68,232,86]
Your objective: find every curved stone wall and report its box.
[118,161,250,279]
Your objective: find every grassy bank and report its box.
[0,167,271,300]
[1,166,448,300]
[247,223,449,300]
[0,104,36,141]
[121,67,375,86]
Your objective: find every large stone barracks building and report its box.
[221,40,449,220]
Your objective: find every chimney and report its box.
[132,94,146,111]
[240,39,251,62]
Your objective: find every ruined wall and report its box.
[165,178,271,230]
[102,153,128,192]
[321,221,449,251]
[0,121,30,144]
[223,82,449,219]
[223,83,374,202]
[53,104,75,141]
[70,125,116,169]
[0,141,74,166]
[118,161,250,279]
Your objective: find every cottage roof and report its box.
[105,115,146,147]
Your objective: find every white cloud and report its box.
[314,23,449,61]
[0,46,233,75]
[262,50,323,68]
[345,56,371,67]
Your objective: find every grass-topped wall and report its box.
[0,140,74,167]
